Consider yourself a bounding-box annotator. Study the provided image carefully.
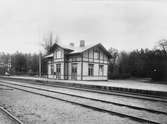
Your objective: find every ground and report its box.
[0,85,140,124]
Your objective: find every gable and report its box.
[83,43,112,59]
[54,47,64,59]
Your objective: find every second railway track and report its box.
[0,106,23,124]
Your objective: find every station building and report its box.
[45,40,112,80]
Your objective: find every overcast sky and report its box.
[0,0,167,53]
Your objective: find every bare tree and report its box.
[108,47,119,79]
[158,39,167,54]
[55,35,59,44]
[41,32,53,54]
[41,32,60,54]
[108,47,119,64]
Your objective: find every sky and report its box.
[0,0,167,53]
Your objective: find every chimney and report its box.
[69,42,74,47]
[80,40,85,47]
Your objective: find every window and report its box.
[56,64,61,79]
[88,64,94,76]
[89,50,93,58]
[51,64,54,75]
[71,63,78,80]
[71,63,77,78]
[56,64,61,73]
[72,63,77,74]
[56,50,61,58]
[99,65,104,76]
[94,49,99,59]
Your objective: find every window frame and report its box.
[99,64,104,76]
[94,49,100,59]
[56,63,61,73]
[88,64,94,76]
[56,50,61,59]
[51,64,54,75]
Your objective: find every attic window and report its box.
[55,50,61,58]
[94,49,100,59]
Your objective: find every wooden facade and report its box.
[45,42,112,80]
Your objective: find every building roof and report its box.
[50,42,73,51]
[47,42,112,58]
[68,44,96,54]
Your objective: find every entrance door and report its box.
[71,63,77,80]
[56,64,61,79]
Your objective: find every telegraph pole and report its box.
[39,52,42,77]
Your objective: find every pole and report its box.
[39,52,41,77]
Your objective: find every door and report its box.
[71,63,77,80]
[56,64,61,79]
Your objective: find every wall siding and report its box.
[82,62,108,80]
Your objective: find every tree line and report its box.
[0,32,55,76]
[108,40,167,81]
[0,52,47,76]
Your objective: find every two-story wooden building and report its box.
[45,40,112,80]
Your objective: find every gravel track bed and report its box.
[0,85,142,124]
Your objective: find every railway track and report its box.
[0,106,23,124]
[0,80,166,124]
[1,77,167,102]
[35,80,167,102]
[1,79,167,115]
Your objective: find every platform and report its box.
[0,76,167,98]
